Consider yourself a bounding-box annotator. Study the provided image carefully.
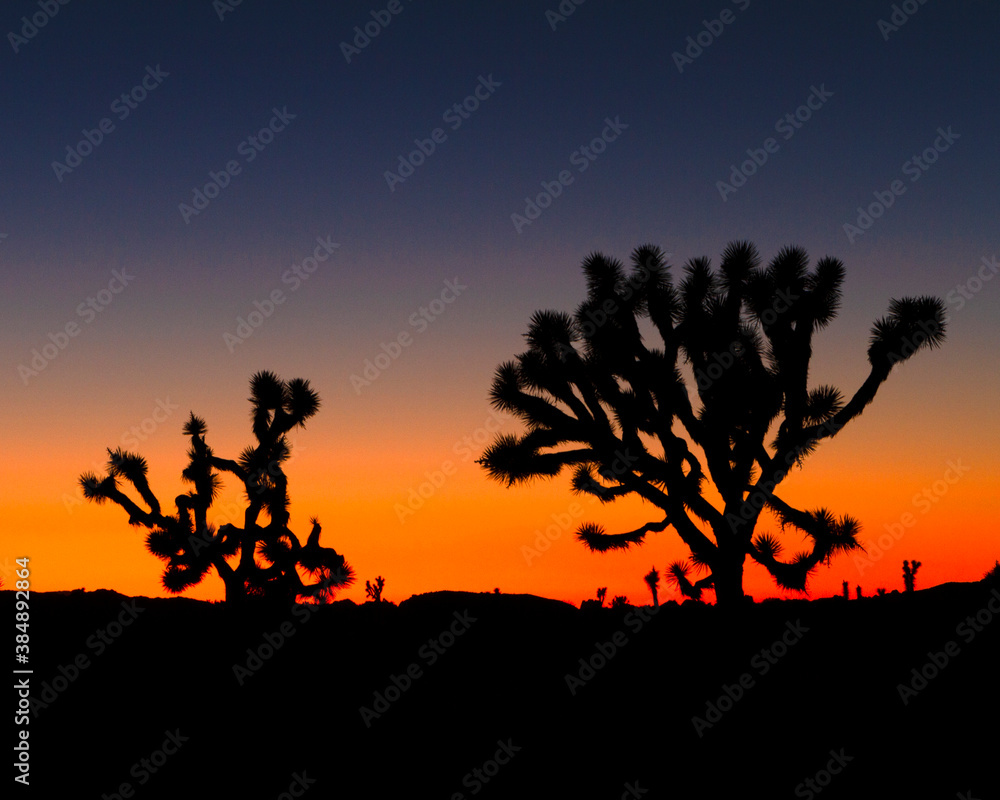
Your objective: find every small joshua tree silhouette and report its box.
[596,587,607,606]
[644,567,660,608]
[365,576,385,603]
[611,595,629,609]
[79,371,354,607]
[903,559,922,592]
[842,580,849,598]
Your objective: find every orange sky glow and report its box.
[7,326,994,607]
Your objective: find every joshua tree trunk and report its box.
[712,557,746,607]
[209,553,245,606]
[224,580,242,606]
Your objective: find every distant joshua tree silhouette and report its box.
[365,576,385,603]
[479,243,946,608]
[903,559,922,592]
[79,371,354,607]
[842,580,849,599]
[856,585,862,599]
[581,586,608,611]
[611,595,629,609]
[644,567,660,608]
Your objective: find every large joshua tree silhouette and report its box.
[478,243,946,607]
[79,371,354,606]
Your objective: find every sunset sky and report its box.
[3,0,997,606]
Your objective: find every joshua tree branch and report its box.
[97,484,170,530]
[577,518,670,551]
[209,456,249,481]
[797,367,888,448]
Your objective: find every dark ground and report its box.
[8,581,1000,799]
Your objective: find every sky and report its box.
[2,0,997,606]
